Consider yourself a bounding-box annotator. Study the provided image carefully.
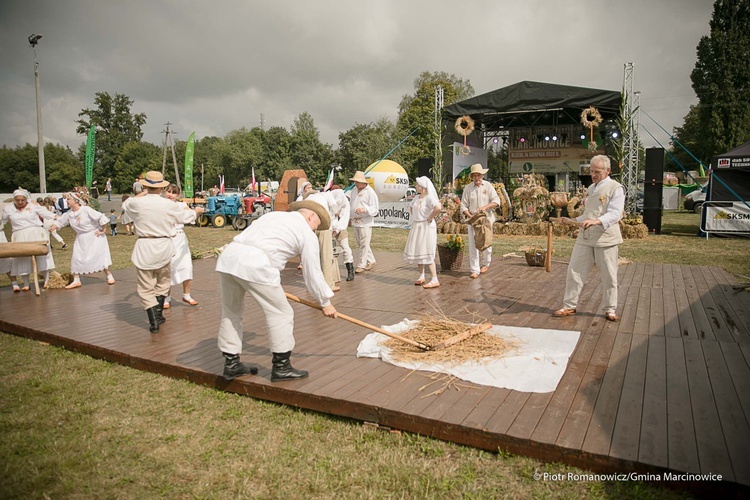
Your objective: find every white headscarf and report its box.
[297,181,312,198]
[416,176,439,201]
[12,189,30,200]
[66,192,86,206]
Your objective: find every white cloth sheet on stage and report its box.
[356,319,580,393]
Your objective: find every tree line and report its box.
[1,72,483,194]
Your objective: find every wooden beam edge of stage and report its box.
[2,320,747,496]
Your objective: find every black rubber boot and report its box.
[345,262,355,281]
[222,352,259,380]
[155,296,167,325]
[271,351,308,382]
[146,307,160,334]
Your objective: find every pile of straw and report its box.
[45,270,70,289]
[382,313,520,366]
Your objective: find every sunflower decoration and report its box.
[454,115,475,155]
[580,106,603,152]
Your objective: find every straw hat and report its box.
[289,200,331,231]
[469,163,488,176]
[349,171,368,184]
[141,171,170,189]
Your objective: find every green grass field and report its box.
[2,211,742,497]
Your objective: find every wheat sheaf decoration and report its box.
[454,115,475,154]
[580,106,603,152]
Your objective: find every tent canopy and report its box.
[443,81,622,130]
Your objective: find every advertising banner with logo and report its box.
[701,202,750,235]
[452,142,488,180]
[373,200,411,229]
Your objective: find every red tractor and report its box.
[231,193,273,230]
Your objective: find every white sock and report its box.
[12,281,19,288]
[417,273,425,282]
[427,277,439,285]
[165,296,172,303]
[182,294,192,301]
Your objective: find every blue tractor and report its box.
[196,194,241,228]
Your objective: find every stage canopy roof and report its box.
[443,81,622,130]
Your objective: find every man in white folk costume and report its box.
[552,154,625,322]
[348,171,379,273]
[122,171,204,333]
[460,163,500,279]
[215,200,338,382]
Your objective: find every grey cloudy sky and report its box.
[0,0,713,152]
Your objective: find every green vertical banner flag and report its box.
[184,131,195,198]
[85,125,96,189]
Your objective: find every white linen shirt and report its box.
[349,185,379,227]
[329,190,350,233]
[215,211,334,307]
[56,206,108,234]
[1,202,54,232]
[123,194,198,270]
[460,180,501,224]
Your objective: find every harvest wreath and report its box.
[454,115,475,154]
[580,106,603,152]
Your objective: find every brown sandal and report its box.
[553,308,576,317]
[422,282,440,289]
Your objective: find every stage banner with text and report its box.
[373,201,411,229]
[701,202,750,235]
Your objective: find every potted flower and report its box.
[437,234,465,272]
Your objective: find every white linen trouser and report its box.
[467,225,492,274]
[354,226,375,269]
[563,243,619,313]
[217,272,295,355]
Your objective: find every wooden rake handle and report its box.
[284,292,431,351]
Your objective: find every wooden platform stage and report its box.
[2,251,749,491]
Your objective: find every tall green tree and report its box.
[685,0,750,161]
[111,141,161,194]
[0,143,79,192]
[76,92,147,181]
[289,112,334,185]
[396,72,474,178]
[336,117,398,178]
[258,126,293,183]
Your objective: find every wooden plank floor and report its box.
[2,250,749,490]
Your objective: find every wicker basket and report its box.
[524,249,547,267]
[437,244,463,272]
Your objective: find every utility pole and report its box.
[161,122,181,192]
[29,34,46,193]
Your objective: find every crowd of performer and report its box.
[1,159,625,381]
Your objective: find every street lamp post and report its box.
[29,33,46,194]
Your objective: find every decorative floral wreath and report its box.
[581,106,603,152]
[580,106,603,128]
[454,115,475,137]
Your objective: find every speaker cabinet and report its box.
[417,158,431,178]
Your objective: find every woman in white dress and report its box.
[50,193,115,289]
[1,189,56,290]
[0,201,15,289]
[162,184,198,308]
[403,176,442,289]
